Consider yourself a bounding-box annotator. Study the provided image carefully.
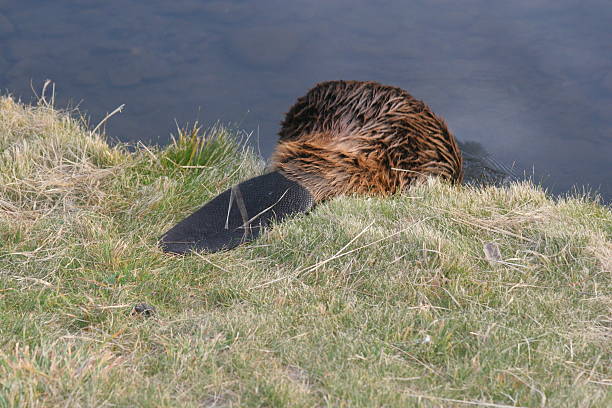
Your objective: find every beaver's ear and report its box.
[159,171,314,254]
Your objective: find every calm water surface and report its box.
[1,0,610,200]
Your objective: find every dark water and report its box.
[1,0,611,201]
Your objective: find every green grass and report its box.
[0,95,610,407]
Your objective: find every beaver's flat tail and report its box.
[159,171,314,254]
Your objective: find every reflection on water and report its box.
[1,0,610,200]
[459,141,518,187]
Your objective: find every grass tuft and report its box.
[161,122,242,170]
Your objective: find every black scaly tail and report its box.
[160,171,314,254]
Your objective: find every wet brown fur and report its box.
[270,80,463,202]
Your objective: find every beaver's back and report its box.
[271,80,463,201]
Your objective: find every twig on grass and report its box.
[249,218,430,290]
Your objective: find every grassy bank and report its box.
[0,95,610,407]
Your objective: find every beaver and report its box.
[160,80,463,254]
